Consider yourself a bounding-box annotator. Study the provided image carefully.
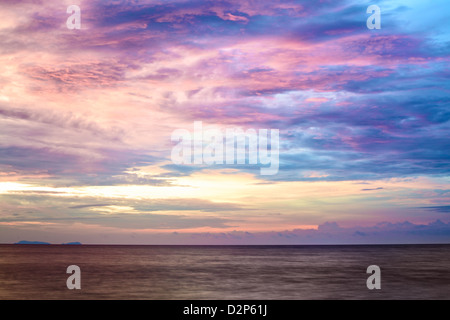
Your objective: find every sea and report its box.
[0,244,449,300]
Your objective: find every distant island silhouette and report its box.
[14,241,51,245]
[14,241,82,245]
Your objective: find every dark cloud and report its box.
[421,206,450,213]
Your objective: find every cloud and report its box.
[0,0,449,244]
[0,105,125,141]
[21,62,129,93]
[361,187,384,191]
[2,217,449,245]
[182,220,450,245]
[0,190,244,231]
[0,214,232,230]
[69,204,111,209]
[421,206,450,213]
[317,221,340,232]
[67,198,242,213]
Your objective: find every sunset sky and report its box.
[0,0,449,244]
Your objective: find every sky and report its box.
[0,0,449,244]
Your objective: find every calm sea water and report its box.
[0,244,448,300]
